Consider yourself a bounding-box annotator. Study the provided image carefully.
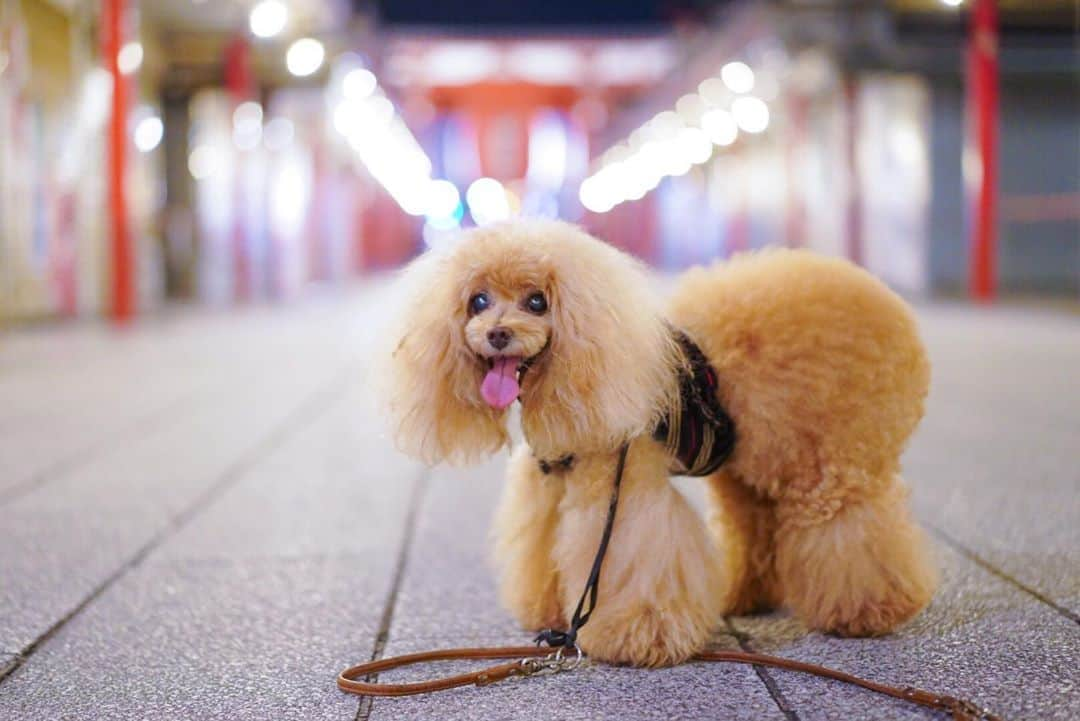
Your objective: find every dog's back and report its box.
[667,248,930,499]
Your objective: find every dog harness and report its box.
[653,329,736,476]
[535,329,735,477]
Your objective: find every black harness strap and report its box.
[535,442,630,650]
[654,330,736,477]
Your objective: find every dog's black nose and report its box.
[487,327,512,350]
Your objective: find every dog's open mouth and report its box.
[480,356,524,410]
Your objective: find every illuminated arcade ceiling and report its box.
[379,37,676,91]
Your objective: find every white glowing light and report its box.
[721,61,755,94]
[662,148,692,178]
[286,38,324,77]
[118,41,143,75]
[732,96,770,134]
[343,68,377,100]
[527,112,568,188]
[941,0,963,6]
[232,101,263,151]
[424,179,461,221]
[466,177,512,225]
[234,101,263,130]
[333,73,439,216]
[505,43,582,85]
[333,102,357,136]
[701,108,738,146]
[270,154,311,237]
[650,111,684,140]
[263,117,294,151]
[676,127,713,165]
[249,0,288,38]
[698,77,728,107]
[188,145,221,180]
[335,96,394,138]
[347,117,434,216]
[579,176,612,214]
[675,94,706,124]
[424,43,500,85]
[133,115,163,153]
[636,141,668,182]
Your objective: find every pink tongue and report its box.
[481,357,521,409]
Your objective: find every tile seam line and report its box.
[925,522,1080,626]
[355,469,430,721]
[0,384,212,507]
[724,618,801,721]
[0,363,358,686]
[0,346,356,507]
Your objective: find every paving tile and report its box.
[0,290,381,655]
[728,543,1080,721]
[0,557,383,721]
[0,290,375,499]
[905,307,1080,612]
[0,370,340,653]
[0,505,160,652]
[368,634,787,721]
[389,458,525,641]
[153,382,422,563]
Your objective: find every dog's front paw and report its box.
[575,603,713,667]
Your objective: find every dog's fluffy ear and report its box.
[383,251,509,465]
[522,233,680,456]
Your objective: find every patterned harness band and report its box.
[536,329,736,477]
[653,329,736,476]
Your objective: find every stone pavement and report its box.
[0,285,1077,720]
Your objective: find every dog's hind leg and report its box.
[492,444,565,632]
[775,473,938,636]
[705,469,782,615]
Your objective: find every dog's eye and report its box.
[468,292,491,315]
[524,292,548,315]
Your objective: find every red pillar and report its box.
[103,0,134,320]
[966,0,999,302]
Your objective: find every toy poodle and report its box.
[386,219,937,667]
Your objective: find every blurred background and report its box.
[0,6,1077,717]
[0,0,1076,323]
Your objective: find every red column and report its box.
[966,0,999,302]
[103,0,133,321]
[224,36,254,301]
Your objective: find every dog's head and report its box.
[386,219,678,464]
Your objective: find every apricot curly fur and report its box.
[386,219,938,666]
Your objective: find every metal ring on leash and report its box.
[553,645,584,671]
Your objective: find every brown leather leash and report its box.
[339,445,1004,720]
[337,644,1003,720]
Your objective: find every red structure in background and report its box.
[428,82,579,180]
[224,36,254,301]
[103,0,133,321]
[966,0,999,302]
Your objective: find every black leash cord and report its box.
[535,442,630,650]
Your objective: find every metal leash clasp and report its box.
[518,645,586,677]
